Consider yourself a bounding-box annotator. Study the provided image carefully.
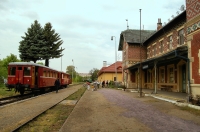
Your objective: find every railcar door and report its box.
[32,66,35,88]
[16,70,23,84]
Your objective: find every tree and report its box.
[37,62,44,65]
[2,54,20,68]
[89,68,99,81]
[0,54,20,82]
[66,65,76,78]
[19,20,46,63]
[43,22,64,67]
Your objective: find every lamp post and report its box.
[61,47,62,71]
[111,36,117,87]
[72,59,74,83]
[139,9,142,97]
[76,67,77,82]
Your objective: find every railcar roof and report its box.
[9,62,58,71]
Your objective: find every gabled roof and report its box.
[98,61,122,76]
[143,10,186,45]
[118,29,156,50]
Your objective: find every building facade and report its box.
[98,61,122,83]
[118,0,200,98]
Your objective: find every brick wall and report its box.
[191,31,200,83]
[186,0,200,21]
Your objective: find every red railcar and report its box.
[6,62,72,95]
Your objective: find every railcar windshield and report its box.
[9,67,16,75]
[24,67,31,76]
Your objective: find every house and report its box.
[118,0,200,98]
[98,61,122,83]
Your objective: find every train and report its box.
[6,62,72,95]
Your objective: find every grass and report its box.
[0,83,19,98]
[18,87,86,132]
[178,106,200,116]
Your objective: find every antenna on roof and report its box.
[126,19,129,29]
[180,5,185,11]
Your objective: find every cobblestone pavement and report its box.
[0,85,80,132]
[60,88,200,132]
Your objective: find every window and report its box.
[154,45,156,56]
[159,68,165,83]
[169,67,174,83]
[178,29,184,45]
[43,71,46,77]
[160,41,163,53]
[169,35,173,49]
[24,67,31,76]
[10,67,16,75]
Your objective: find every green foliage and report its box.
[43,23,64,66]
[19,20,46,63]
[0,54,20,81]
[18,20,64,65]
[89,68,99,81]
[37,62,44,65]
[2,53,20,68]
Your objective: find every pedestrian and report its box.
[54,78,60,93]
[97,81,100,89]
[102,81,105,88]
[106,80,108,88]
[87,81,90,90]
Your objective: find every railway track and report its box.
[12,86,80,132]
[0,89,54,107]
[0,93,34,107]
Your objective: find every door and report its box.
[16,70,23,84]
[182,64,186,93]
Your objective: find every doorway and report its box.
[181,64,186,93]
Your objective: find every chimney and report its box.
[103,61,107,67]
[157,18,162,31]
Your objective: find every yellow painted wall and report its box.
[98,73,122,83]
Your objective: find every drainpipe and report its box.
[154,61,158,94]
[175,50,191,101]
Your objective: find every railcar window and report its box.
[10,67,16,75]
[18,67,22,70]
[24,67,31,76]
[43,71,46,77]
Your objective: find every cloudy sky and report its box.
[0,0,185,73]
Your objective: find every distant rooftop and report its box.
[119,29,156,50]
[78,73,91,77]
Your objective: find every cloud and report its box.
[20,11,39,20]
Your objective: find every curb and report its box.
[145,94,200,110]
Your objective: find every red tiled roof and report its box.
[98,61,122,76]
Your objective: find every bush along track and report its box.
[16,87,86,132]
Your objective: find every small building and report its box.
[98,61,122,83]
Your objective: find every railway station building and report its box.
[119,0,200,98]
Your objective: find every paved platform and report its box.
[59,88,200,132]
[0,85,80,132]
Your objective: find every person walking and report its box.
[87,81,90,91]
[106,80,108,88]
[97,81,100,89]
[102,81,105,88]
[54,78,60,93]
